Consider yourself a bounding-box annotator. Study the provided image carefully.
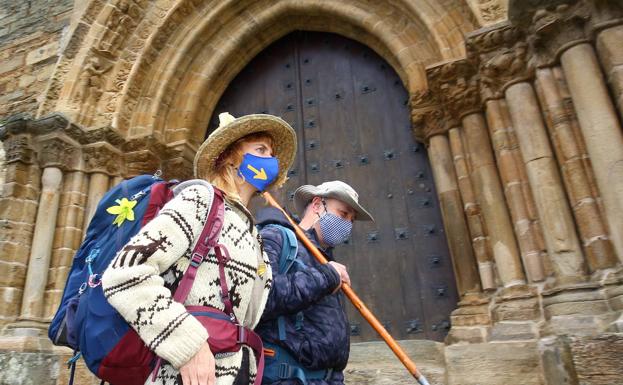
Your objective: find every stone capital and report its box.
[3,134,36,165]
[427,59,482,120]
[83,142,124,175]
[410,89,457,142]
[122,136,169,177]
[35,134,81,170]
[466,23,534,101]
[526,1,593,66]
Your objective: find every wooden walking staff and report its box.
[262,192,432,385]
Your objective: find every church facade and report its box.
[0,0,622,384]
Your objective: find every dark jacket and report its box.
[256,208,349,384]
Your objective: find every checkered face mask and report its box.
[317,200,353,247]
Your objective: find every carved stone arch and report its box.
[39,0,480,142]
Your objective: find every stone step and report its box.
[345,340,447,385]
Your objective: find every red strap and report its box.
[173,188,225,304]
[142,181,175,226]
[239,326,265,385]
[215,244,235,318]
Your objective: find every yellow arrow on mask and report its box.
[247,164,268,180]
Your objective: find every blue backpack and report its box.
[48,174,178,383]
[262,224,305,338]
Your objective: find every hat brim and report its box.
[193,114,297,188]
[294,185,374,221]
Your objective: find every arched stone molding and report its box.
[39,0,479,145]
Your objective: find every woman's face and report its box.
[239,139,274,158]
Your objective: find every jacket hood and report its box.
[255,207,295,230]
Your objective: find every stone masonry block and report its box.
[1,182,39,201]
[493,297,541,322]
[446,341,543,385]
[43,289,62,321]
[490,321,538,341]
[45,266,69,290]
[0,241,30,264]
[25,41,59,65]
[539,336,579,385]
[0,54,24,75]
[50,247,74,269]
[0,198,37,223]
[60,191,87,208]
[569,333,623,385]
[55,205,84,228]
[0,219,34,244]
[0,261,26,287]
[0,287,22,319]
[446,326,487,344]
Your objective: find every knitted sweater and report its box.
[101,182,272,385]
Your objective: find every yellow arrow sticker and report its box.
[247,164,268,180]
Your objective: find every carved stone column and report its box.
[529,0,623,262]
[485,99,547,282]
[506,82,587,285]
[448,127,496,290]
[18,167,63,324]
[592,1,623,117]
[411,91,482,297]
[81,143,122,231]
[469,21,587,285]
[0,123,38,326]
[428,60,525,287]
[535,67,618,272]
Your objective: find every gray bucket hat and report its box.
[293,181,374,221]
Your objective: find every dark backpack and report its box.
[258,224,304,338]
[48,175,265,385]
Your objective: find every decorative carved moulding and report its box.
[83,143,124,175]
[528,1,592,65]
[35,134,81,170]
[511,0,623,39]
[123,135,172,177]
[426,59,482,120]
[410,89,457,142]
[3,135,35,165]
[466,22,534,100]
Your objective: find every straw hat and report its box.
[193,112,297,187]
[294,180,374,221]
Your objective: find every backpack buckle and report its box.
[190,252,204,267]
[278,362,291,379]
[237,325,247,344]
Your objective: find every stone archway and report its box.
[40,0,478,140]
[10,0,485,329]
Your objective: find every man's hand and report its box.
[179,342,216,385]
[328,261,351,292]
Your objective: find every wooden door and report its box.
[208,31,458,341]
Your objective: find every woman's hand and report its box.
[179,342,216,385]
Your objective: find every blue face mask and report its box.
[317,201,353,247]
[238,153,279,192]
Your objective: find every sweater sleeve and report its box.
[259,226,341,321]
[101,184,214,369]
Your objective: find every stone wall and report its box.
[0,0,73,120]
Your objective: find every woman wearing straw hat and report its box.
[102,112,296,385]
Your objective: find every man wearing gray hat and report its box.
[255,181,373,385]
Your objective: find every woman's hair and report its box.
[208,132,275,202]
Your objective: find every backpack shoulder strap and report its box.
[142,181,175,226]
[269,225,298,275]
[172,187,225,304]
